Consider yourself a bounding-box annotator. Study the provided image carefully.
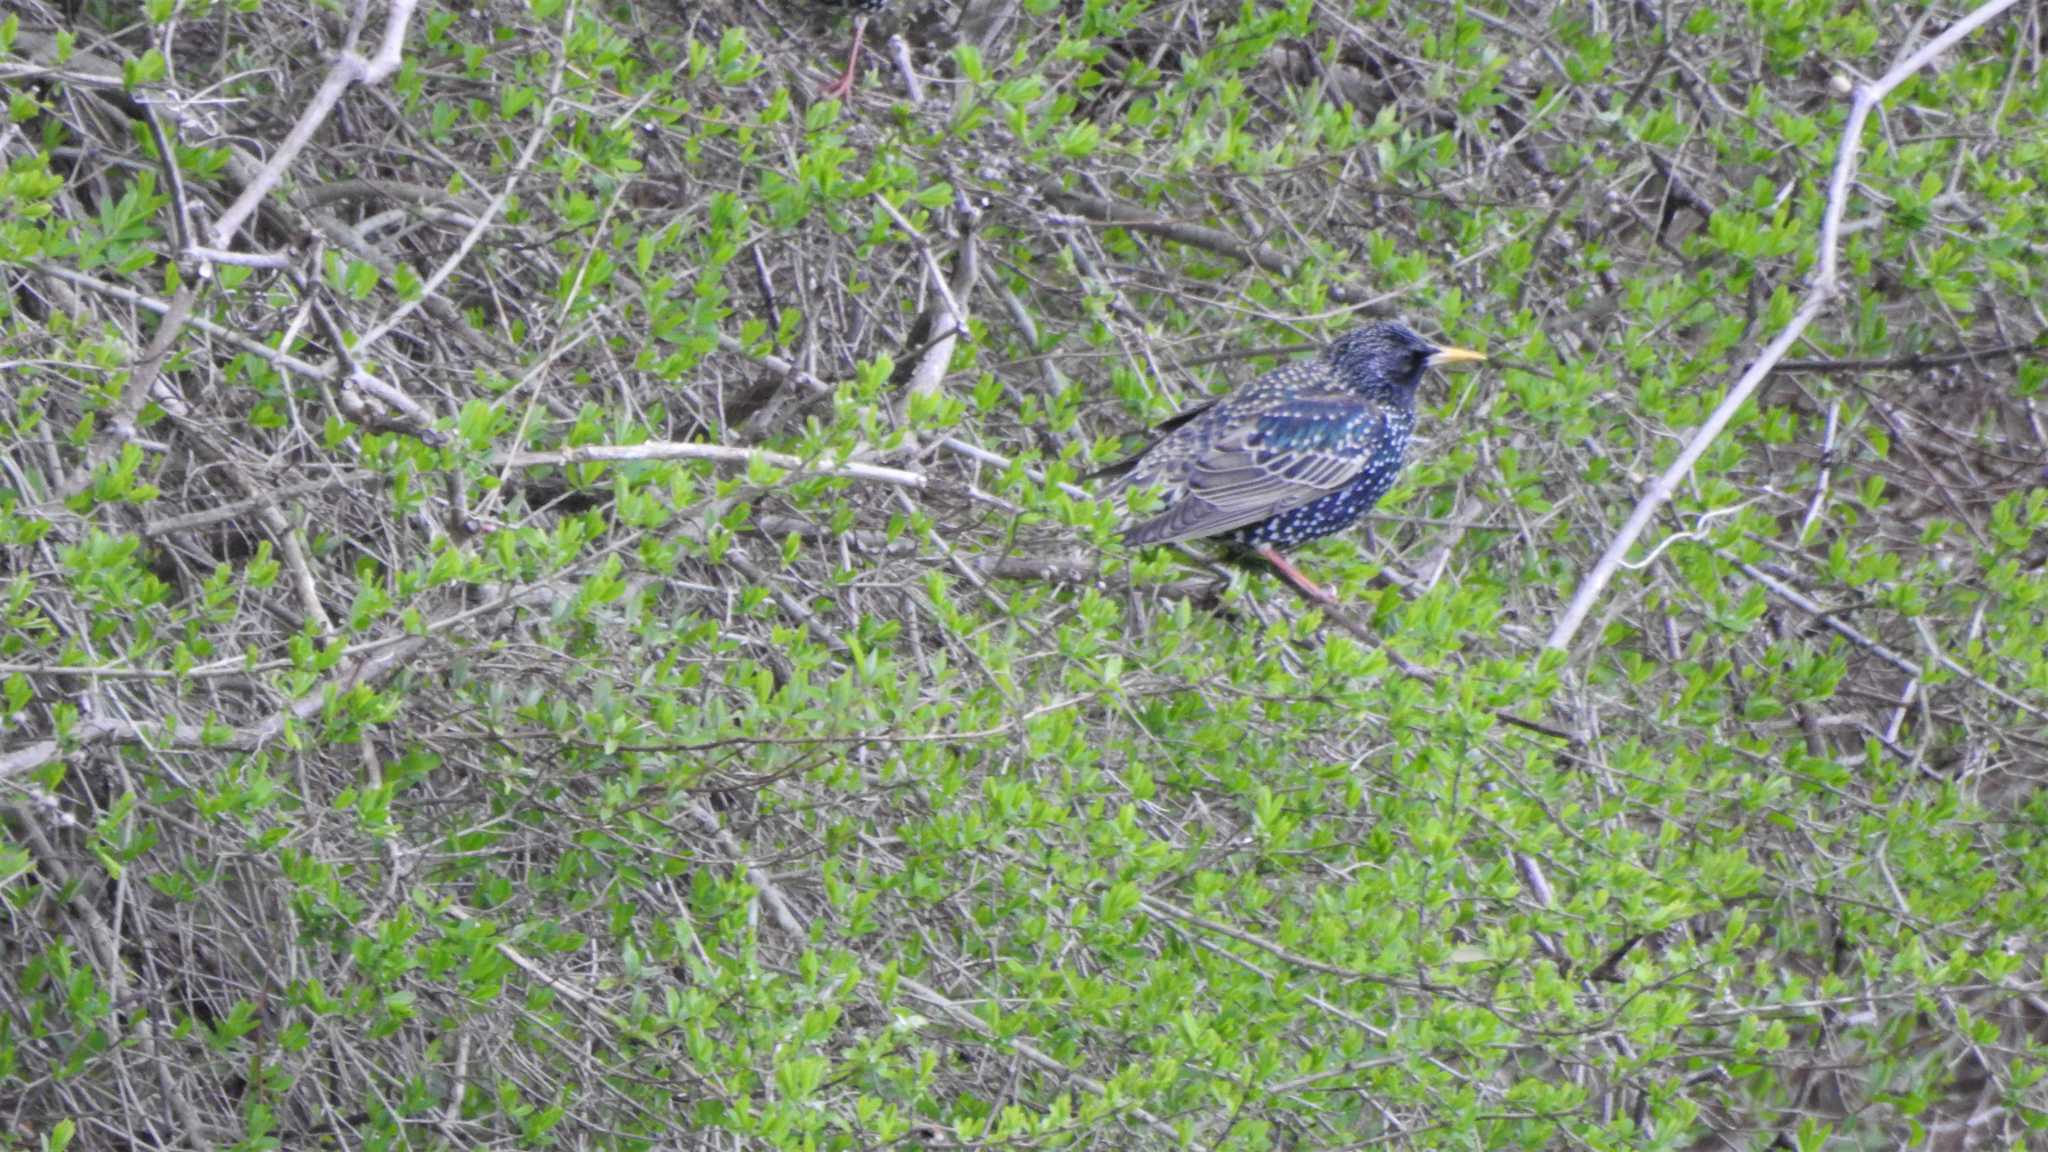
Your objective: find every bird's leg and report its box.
[1255,545,1338,606]
[820,15,867,99]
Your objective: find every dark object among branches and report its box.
[1093,322,1486,604]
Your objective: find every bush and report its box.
[3,0,2046,1148]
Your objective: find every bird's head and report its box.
[1327,322,1486,405]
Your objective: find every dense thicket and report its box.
[4,0,2048,1149]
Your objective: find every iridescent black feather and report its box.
[1097,323,1454,551]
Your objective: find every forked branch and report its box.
[1544,0,2024,653]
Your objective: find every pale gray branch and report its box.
[499,442,928,489]
[1544,0,2026,653]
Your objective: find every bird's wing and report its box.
[1085,399,1220,485]
[1120,394,1395,547]
[1096,356,1335,491]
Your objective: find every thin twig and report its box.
[876,193,980,404]
[1040,183,1393,312]
[936,435,1091,500]
[1776,341,2042,373]
[1796,400,1840,543]
[140,473,368,536]
[1723,550,2048,726]
[498,441,927,488]
[1545,0,2026,653]
[0,638,426,781]
[351,0,568,355]
[206,0,421,251]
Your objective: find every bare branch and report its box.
[1544,0,2026,653]
[207,0,422,250]
[0,638,426,781]
[498,441,928,489]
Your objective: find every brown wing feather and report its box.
[1099,356,1337,495]
[1119,396,1390,546]
[1085,399,1220,484]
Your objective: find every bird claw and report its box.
[820,15,867,101]
[1290,578,1340,607]
[1255,545,1339,606]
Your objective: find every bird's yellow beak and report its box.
[1425,345,1488,368]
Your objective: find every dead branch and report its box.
[1545,0,2027,653]
[497,441,928,488]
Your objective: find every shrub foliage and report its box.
[3,0,2047,1149]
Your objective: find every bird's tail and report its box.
[1082,453,1144,486]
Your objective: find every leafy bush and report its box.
[3,0,2046,1148]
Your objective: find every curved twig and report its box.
[1545,0,2026,653]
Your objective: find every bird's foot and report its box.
[1256,545,1339,606]
[820,16,867,100]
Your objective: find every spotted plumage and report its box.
[1093,322,1486,603]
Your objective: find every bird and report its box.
[1091,322,1487,605]
[818,0,888,99]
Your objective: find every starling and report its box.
[1093,322,1487,604]
[819,0,888,99]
